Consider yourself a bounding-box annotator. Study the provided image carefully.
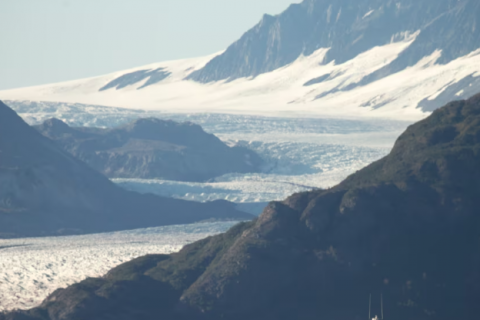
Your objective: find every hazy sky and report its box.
[0,0,300,90]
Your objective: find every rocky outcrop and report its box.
[188,0,480,84]
[0,101,253,238]
[34,117,263,182]
[5,94,480,319]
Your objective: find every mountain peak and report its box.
[33,116,264,182]
[0,100,27,127]
[117,117,219,149]
[188,0,480,83]
[0,100,55,155]
[35,118,75,136]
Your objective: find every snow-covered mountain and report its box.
[1,0,480,120]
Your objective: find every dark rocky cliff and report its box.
[34,117,263,182]
[4,94,480,319]
[0,101,252,238]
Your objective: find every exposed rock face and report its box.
[34,118,263,182]
[4,94,480,319]
[0,101,252,238]
[99,68,171,91]
[188,0,480,83]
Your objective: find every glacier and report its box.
[0,54,417,312]
[0,102,407,311]
[114,142,390,207]
[6,100,406,214]
[2,0,480,316]
[0,222,237,312]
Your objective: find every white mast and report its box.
[381,293,384,319]
[369,294,372,320]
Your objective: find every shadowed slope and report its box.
[0,101,252,238]
[34,117,263,182]
[189,0,480,83]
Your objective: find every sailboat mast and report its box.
[369,294,371,320]
[381,293,384,319]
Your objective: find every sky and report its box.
[0,0,301,90]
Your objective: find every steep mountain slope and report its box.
[189,0,480,82]
[34,118,263,182]
[1,0,480,119]
[0,101,252,238]
[5,95,480,319]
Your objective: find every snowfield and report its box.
[1,33,479,121]
[0,222,237,312]
[4,100,408,135]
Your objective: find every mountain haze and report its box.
[0,101,252,238]
[34,118,263,182]
[4,94,480,319]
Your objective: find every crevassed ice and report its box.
[0,104,411,312]
[0,222,237,312]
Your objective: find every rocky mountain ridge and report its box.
[189,0,480,83]
[34,117,263,182]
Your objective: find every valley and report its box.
[2,0,480,319]
[0,103,404,311]
[9,100,405,212]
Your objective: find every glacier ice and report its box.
[0,101,412,311]
[0,222,237,312]
[114,141,390,206]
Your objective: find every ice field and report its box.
[7,101,408,213]
[0,222,237,312]
[114,142,390,209]
[0,101,414,311]
[3,35,480,121]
